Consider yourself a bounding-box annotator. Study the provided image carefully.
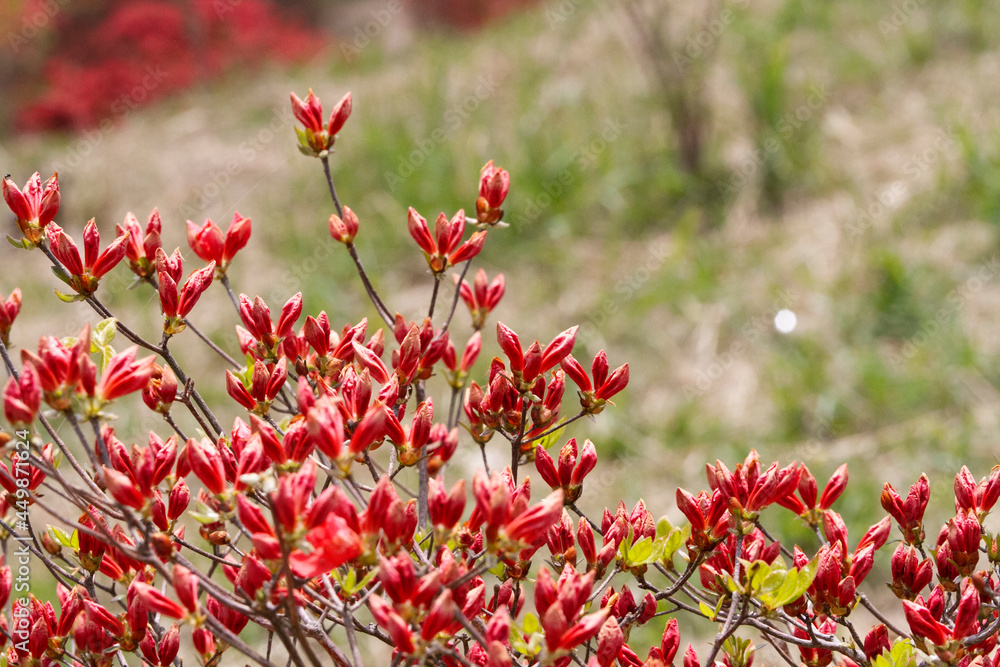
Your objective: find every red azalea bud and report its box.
[187,437,226,495]
[102,467,145,509]
[571,439,598,487]
[596,617,624,667]
[329,207,360,244]
[535,445,560,490]
[173,564,199,613]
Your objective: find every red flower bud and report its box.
[187,437,226,495]
[329,206,359,244]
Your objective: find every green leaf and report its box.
[656,516,676,539]
[698,599,724,621]
[93,317,118,348]
[6,234,28,249]
[758,559,818,611]
[533,426,565,452]
[660,525,689,565]
[522,612,540,635]
[189,511,221,524]
[54,289,86,303]
[628,537,653,565]
[50,264,72,285]
[872,639,915,667]
[49,525,75,548]
[744,560,773,594]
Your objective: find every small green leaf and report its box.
[49,525,75,548]
[533,426,565,452]
[6,234,28,249]
[628,537,653,565]
[698,600,720,621]
[54,289,85,303]
[93,318,118,347]
[50,264,72,285]
[656,516,676,538]
[872,639,915,667]
[522,612,540,635]
[189,511,221,524]
[758,559,818,611]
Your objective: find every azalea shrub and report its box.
[7,0,325,132]
[2,89,1000,667]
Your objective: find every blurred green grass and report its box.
[3,0,1000,603]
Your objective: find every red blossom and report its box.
[291,90,352,155]
[476,160,510,225]
[46,220,129,296]
[118,209,162,279]
[0,288,22,346]
[329,206,360,244]
[3,172,59,246]
[457,269,505,329]
[881,474,930,546]
[186,212,252,273]
[407,207,487,273]
[560,350,629,414]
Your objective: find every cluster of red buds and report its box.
[4,87,1000,667]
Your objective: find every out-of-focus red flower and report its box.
[3,364,41,427]
[3,172,59,247]
[289,513,363,579]
[329,207,360,244]
[142,363,177,414]
[457,269,505,330]
[476,160,510,225]
[21,325,90,411]
[0,288,22,346]
[92,346,157,404]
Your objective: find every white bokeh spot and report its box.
[774,309,797,334]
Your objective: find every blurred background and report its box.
[3,0,1000,617]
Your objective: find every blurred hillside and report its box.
[3,0,1000,545]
